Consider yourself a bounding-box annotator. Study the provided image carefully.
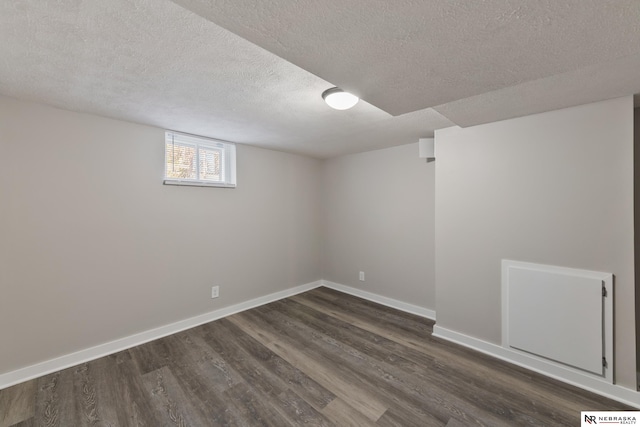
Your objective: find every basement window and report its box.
[164,131,236,188]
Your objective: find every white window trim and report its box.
[164,131,237,188]
[163,180,237,188]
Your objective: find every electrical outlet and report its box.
[359,271,365,281]
[211,286,219,299]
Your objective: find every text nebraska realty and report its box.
[585,414,637,424]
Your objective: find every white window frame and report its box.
[164,131,236,188]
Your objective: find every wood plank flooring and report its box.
[0,287,632,426]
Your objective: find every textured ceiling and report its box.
[0,0,451,158]
[1,0,639,158]
[171,0,640,117]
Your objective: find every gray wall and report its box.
[2,93,636,389]
[0,96,323,375]
[435,96,636,389]
[322,143,436,310]
[635,107,640,375]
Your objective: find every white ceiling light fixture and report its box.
[322,87,359,110]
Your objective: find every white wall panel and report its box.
[502,260,613,381]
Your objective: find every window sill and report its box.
[163,180,236,188]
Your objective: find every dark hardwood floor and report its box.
[0,287,632,426]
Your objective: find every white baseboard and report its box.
[7,278,636,410]
[321,280,436,320]
[433,325,640,409]
[0,280,322,390]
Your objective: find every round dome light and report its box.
[322,87,359,110]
